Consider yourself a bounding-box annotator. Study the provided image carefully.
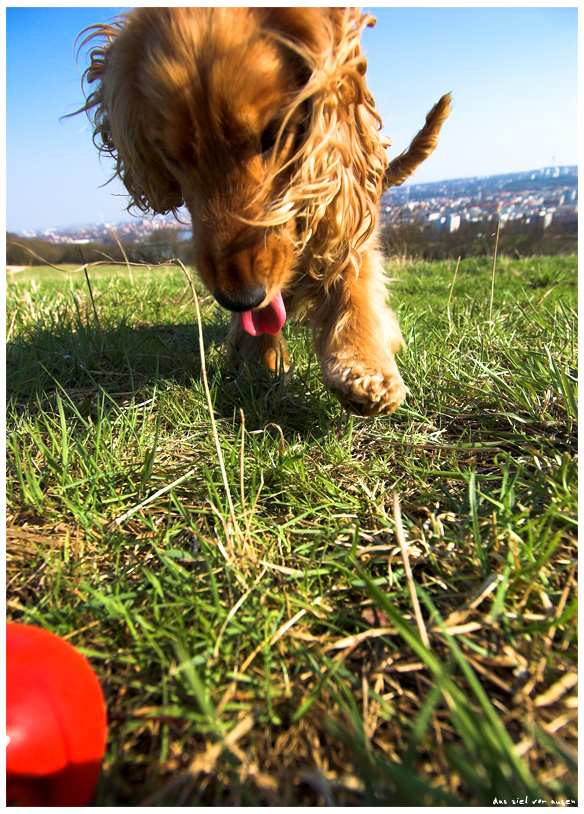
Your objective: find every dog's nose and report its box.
[214,285,266,313]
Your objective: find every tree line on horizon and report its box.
[6,214,577,267]
[380,213,577,260]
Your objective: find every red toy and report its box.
[6,623,108,806]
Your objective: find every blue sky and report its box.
[6,5,578,233]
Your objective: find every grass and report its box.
[6,252,577,806]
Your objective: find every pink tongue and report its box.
[238,291,286,336]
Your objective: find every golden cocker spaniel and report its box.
[79,7,450,416]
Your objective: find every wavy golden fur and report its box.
[78,7,450,416]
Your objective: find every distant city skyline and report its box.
[380,165,577,232]
[17,165,576,242]
[14,163,578,237]
[6,6,578,233]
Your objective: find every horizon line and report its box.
[9,164,578,236]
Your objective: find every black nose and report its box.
[214,285,266,312]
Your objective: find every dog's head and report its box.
[79,8,388,330]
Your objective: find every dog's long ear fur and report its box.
[77,19,183,215]
[252,9,389,286]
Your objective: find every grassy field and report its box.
[6,252,577,806]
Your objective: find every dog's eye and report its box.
[162,151,182,171]
[259,122,281,156]
[154,142,183,172]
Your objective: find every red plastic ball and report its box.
[6,623,108,806]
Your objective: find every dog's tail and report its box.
[383,92,452,190]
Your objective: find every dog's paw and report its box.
[322,355,408,417]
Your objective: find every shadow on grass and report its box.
[7,319,208,394]
[6,316,341,438]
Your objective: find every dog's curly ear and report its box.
[77,21,183,216]
[251,9,388,282]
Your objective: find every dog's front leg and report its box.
[226,316,290,376]
[315,248,408,417]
